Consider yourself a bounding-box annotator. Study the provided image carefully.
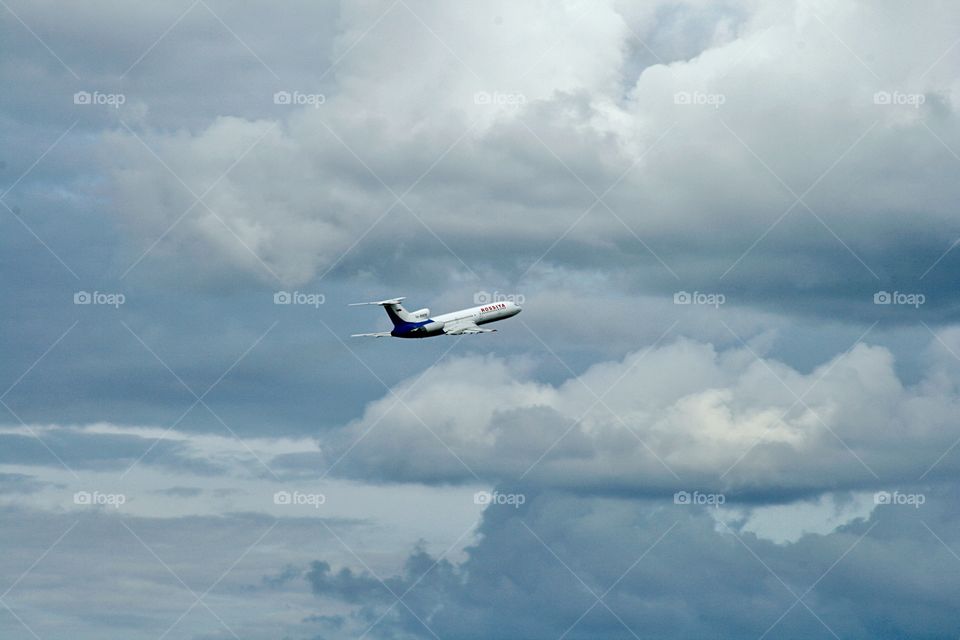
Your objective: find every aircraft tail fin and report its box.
[348,297,412,326]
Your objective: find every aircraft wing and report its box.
[442,319,496,335]
[351,331,392,338]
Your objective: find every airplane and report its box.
[350,297,522,338]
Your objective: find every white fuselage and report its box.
[396,301,521,337]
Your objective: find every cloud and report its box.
[0,422,320,475]
[305,487,960,640]
[0,505,356,640]
[0,426,225,474]
[307,559,395,605]
[0,472,54,494]
[85,0,960,321]
[323,333,960,497]
[150,485,202,497]
[4,1,960,638]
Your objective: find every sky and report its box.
[2,0,960,638]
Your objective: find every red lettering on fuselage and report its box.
[480,303,506,313]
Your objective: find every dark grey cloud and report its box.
[259,563,304,589]
[306,488,960,640]
[307,560,395,605]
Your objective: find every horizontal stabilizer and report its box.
[348,297,406,306]
[351,331,392,338]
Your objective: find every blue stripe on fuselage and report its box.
[390,319,434,336]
